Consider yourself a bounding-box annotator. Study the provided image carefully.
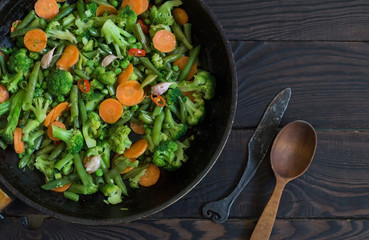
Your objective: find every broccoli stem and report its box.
[114,175,128,196]
[140,73,158,89]
[178,45,201,82]
[172,24,193,50]
[49,142,66,161]
[35,144,56,157]
[55,153,74,170]
[152,111,165,146]
[52,126,73,144]
[183,23,192,44]
[16,10,36,30]
[23,61,40,111]
[139,58,162,76]
[107,160,130,179]
[70,85,80,128]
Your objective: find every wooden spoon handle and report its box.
[250,178,287,240]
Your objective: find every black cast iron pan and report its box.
[0,0,237,224]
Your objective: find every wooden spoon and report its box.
[250,120,317,240]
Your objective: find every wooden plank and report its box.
[5,130,369,220]
[231,41,369,129]
[206,0,369,41]
[2,217,369,240]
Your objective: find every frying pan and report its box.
[0,0,237,224]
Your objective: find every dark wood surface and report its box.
[2,0,369,239]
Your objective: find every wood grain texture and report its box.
[231,41,369,129]
[207,0,369,41]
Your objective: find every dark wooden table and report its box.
[3,0,369,239]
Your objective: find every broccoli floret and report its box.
[93,66,117,85]
[108,125,132,154]
[1,71,23,93]
[7,48,33,74]
[62,159,74,175]
[129,168,146,189]
[93,6,137,32]
[28,97,51,123]
[177,70,216,100]
[182,94,205,125]
[165,88,183,106]
[0,90,24,143]
[149,24,171,38]
[62,13,76,27]
[85,3,98,17]
[82,111,102,148]
[101,19,132,58]
[102,183,122,204]
[153,140,181,170]
[90,79,105,91]
[45,21,78,44]
[149,0,183,26]
[163,108,187,140]
[52,126,84,154]
[34,155,56,182]
[143,126,169,152]
[46,69,73,96]
[21,119,40,144]
[75,19,94,35]
[83,91,106,111]
[151,52,166,70]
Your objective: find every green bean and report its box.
[18,154,32,169]
[165,69,174,81]
[49,142,66,161]
[114,175,128,196]
[35,144,56,157]
[74,154,93,186]
[133,67,144,81]
[0,55,7,75]
[178,45,201,82]
[55,153,74,171]
[0,138,7,150]
[40,137,52,149]
[23,61,40,111]
[183,23,192,44]
[172,24,193,50]
[122,163,149,180]
[99,43,113,55]
[172,45,187,55]
[78,94,87,125]
[74,69,90,80]
[10,27,37,38]
[34,135,44,151]
[90,0,113,6]
[38,69,44,86]
[70,85,80,128]
[140,73,158,89]
[107,160,130,179]
[88,28,100,37]
[178,95,187,124]
[140,58,162,76]
[107,85,115,96]
[47,39,60,48]
[16,10,36,30]
[83,50,98,59]
[50,45,65,68]
[54,3,77,21]
[44,92,53,102]
[139,111,154,124]
[77,0,88,21]
[27,17,41,29]
[163,53,182,64]
[64,191,79,202]
[152,106,164,118]
[68,184,89,195]
[132,23,151,53]
[41,174,73,190]
[152,111,165,146]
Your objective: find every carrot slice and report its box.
[139,163,160,187]
[11,20,21,33]
[152,30,176,53]
[96,5,118,17]
[24,29,48,53]
[99,98,123,124]
[56,45,80,70]
[44,102,70,127]
[172,8,189,26]
[174,56,197,81]
[34,0,59,20]
[117,63,134,85]
[0,84,9,104]
[116,81,145,106]
[13,128,25,154]
[47,121,66,141]
[52,183,71,192]
[124,139,148,158]
[130,121,146,134]
[181,91,195,102]
[0,189,12,211]
[121,0,148,15]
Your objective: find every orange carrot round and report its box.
[0,84,9,104]
[10,20,21,33]
[181,91,195,102]
[172,8,189,26]
[121,0,148,15]
[99,98,123,124]
[52,183,71,192]
[152,30,176,53]
[24,29,48,52]
[13,128,25,154]
[174,56,197,81]
[96,5,118,17]
[34,0,59,20]
[124,139,148,158]
[47,121,66,141]
[116,81,145,106]
[44,102,70,127]
[117,63,134,85]
[56,45,80,70]
[130,121,146,135]
[139,164,160,187]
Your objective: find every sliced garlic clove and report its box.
[84,154,101,174]
[41,47,56,69]
[151,82,175,96]
[101,55,118,67]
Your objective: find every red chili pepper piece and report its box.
[150,93,166,107]
[128,48,146,57]
[77,79,90,93]
[137,19,149,35]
